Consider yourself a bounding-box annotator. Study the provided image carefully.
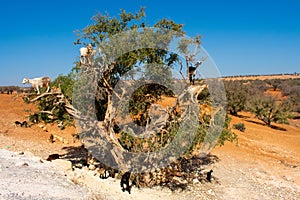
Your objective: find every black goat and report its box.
[14,121,22,126]
[14,121,28,127]
[206,169,213,182]
[120,171,131,194]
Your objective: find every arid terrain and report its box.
[0,89,299,199]
[222,74,300,81]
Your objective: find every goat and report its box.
[206,169,213,182]
[14,121,28,127]
[80,44,96,65]
[14,121,22,126]
[120,171,132,194]
[188,61,202,85]
[22,77,51,94]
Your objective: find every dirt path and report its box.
[0,93,299,199]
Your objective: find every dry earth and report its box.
[222,74,300,81]
[0,93,299,199]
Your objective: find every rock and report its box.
[88,164,96,171]
[207,189,215,196]
[52,159,72,171]
[63,139,69,144]
[193,178,199,184]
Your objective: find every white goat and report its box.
[80,44,96,65]
[22,76,51,94]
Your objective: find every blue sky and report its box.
[0,0,299,86]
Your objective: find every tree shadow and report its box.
[245,120,287,131]
[245,119,265,126]
[60,145,88,167]
[236,114,250,119]
[293,116,300,120]
[54,145,221,193]
[135,153,220,191]
[270,125,287,131]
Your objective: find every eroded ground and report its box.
[0,93,299,199]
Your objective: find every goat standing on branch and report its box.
[80,44,96,66]
[188,60,202,85]
[22,76,51,94]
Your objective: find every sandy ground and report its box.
[0,93,299,199]
[222,74,300,81]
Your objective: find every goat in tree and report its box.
[188,60,202,85]
[22,76,51,94]
[79,44,96,65]
[179,59,204,85]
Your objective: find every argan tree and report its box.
[24,8,235,180]
[249,96,293,127]
[71,7,233,172]
[224,80,248,116]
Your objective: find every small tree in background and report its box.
[279,80,300,113]
[249,96,293,127]
[224,80,248,116]
[266,79,282,91]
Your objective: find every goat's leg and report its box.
[46,85,50,93]
[36,86,40,94]
[80,56,84,65]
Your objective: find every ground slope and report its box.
[0,93,299,199]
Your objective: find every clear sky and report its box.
[0,0,299,86]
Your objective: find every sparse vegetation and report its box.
[13,7,299,194]
[233,123,246,132]
[224,81,249,116]
[249,96,293,126]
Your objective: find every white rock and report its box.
[52,159,72,171]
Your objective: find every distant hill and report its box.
[222,73,300,81]
[0,86,33,94]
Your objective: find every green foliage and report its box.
[30,94,73,126]
[215,114,238,146]
[279,78,300,112]
[51,74,75,101]
[177,35,201,56]
[233,123,246,132]
[187,113,237,151]
[25,8,236,157]
[249,96,293,126]
[25,73,75,127]
[224,81,248,116]
[73,8,187,123]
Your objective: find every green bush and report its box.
[233,123,246,132]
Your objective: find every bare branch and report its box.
[40,111,53,115]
